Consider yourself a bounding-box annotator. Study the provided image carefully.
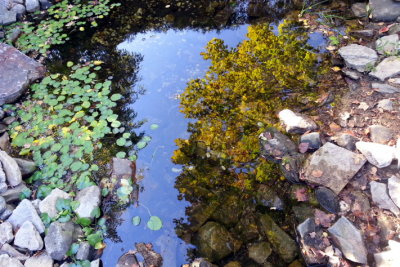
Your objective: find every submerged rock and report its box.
[302,142,366,194]
[278,109,318,134]
[135,242,163,267]
[116,251,139,267]
[7,199,45,233]
[328,217,367,264]
[355,141,396,168]
[370,56,400,81]
[338,44,378,72]
[248,242,272,264]
[370,181,400,216]
[256,184,284,210]
[211,193,245,226]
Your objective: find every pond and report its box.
[48,0,330,266]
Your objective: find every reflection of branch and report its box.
[150,146,163,166]
[139,203,152,217]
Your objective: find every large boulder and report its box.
[302,142,366,194]
[278,109,318,134]
[44,221,77,260]
[74,185,101,219]
[0,150,22,187]
[39,188,70,218]
[7,199,45,233]
[338,44,378,72]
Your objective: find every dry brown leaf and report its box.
[315,209,335,227]
[294,187,309,202]
[311,169,323,178]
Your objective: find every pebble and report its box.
[369,124,393,144]
[370,181,400,216]
[377,99,394,111]
[315,187,340,213]
[338,44,378,72]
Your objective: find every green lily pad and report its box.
[150,124,159,130]
[132,216,141,226]
[147,216,162,231]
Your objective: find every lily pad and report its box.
[132,216,141,226]
[150,124,159,130]
[136,141,147,149]
[147,216,163,231]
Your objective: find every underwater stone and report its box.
[248,242,272,264]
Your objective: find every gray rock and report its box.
[0,124,7,134]
[0,254,23,267]
[351,29,375,38]
[328,217,367,264]
[351,2,367,17]
[302,142,366,194]
[0,165,7,194]
[370,0,400,22]
[24,252,53,267]
[0,0,17,25]
[112,157,133,178]
[355,141,396,168]
[377,99,394,111]
[259,127,298,163]
[7,199,45,233]
[0,243,28,261]
[258,214,297,262]
[370,56,400,81]
[14,221,43,251]
[315,187,340,213]
[116,252,139,267]
[338,44,378,72]
[297,218,316,239]
[31,199,40,214]
[388,176,400,209]
[369,125,393,144]
[333,133,358,151]
[256,184,284,210]
[374,240,400,267]
[371,82,400,94]
[44,221,76,260]
[39,0,52,9]
[14,158,36,176]
[39,188,70,218]
[0,222,13,245]
[389,24,400,34]
[74,185,100,219]
[300,132,321,151]
[10,4,25,18]
[376,34,400,55]
[25,0,40,12]
[342,69,361,80]
[278,109,318,134]
[370,181,400,216]
[3,117,16,125]
[0,133,10,153]
[0,196,5,214]
[0,151,22,187]
[0,205,13,220]
[76,241,92,261]
[1,183,28,203]
[0,43,45,104]
[248,242,272,264]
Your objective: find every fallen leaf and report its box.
[311,169,323,178]
[294,187,309,202]
[329,122,341,132]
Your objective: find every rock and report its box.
[376,34,400,55]
[370,0,400,22]
[248,242,272,264]
[39,188,70,218]
[76,241,92,261]
[351,29,375,38]
[0,1,17,25]
[135,242,163,267]
[186,202,217,232]
[278,109,318,134]
[189,258,215,267]
[1,183,28,203]
[328,217,367,264]
[370,56,400,81]
[116,251,139,267]
[342,69,361,80]
[0,151,22,187]
[355,141,396,168]
[369,125,393,144]
[90,259,100,267]
[332,133,358,151]
[7,199,45,233]
[315,187,340,213]
[13,158,36,176]
[112,157,133,178]
[371,82,400,93]
[256,184,284,210]
[0,124,6,134]
[39,0,52,9]
[302,142,366,194]
[24,252,53,267]
[44,221,76,260]
[232,213,259,243]
[0,243,28,261]
[292,204,315,223]
[0,254,23,267]
[3,117,16,125]
[0,205,13,220]
[10,4,25,18]
[370,181,400,216]
[31,199,40,214]
[0,222,13,245]
[374,240,400,267]
[223,261,241,267]
[0,44,45,104]
[25,0,40,12]
[0,164,7,194]
[0,196,5,214]
[13,221,43,251]
[196,222,242,261]
[296,218,316,239]
[259,127,298,163]
[0,133,10,153]
[74,185,101,219]
[352,191,370,211]
[388,176,400,209]
[377,99,394,111]
[258,214,297,262]
[300,132,322,151]
[338,44,378,72]
[211,194,244,226]
[351,2,367,17]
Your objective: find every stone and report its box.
[210,194,244,226]
[351,2,367,17]
[315,187,340,213]
[292,204,315,223]
[376,34,400,55]
[0,151,22,187]
[112,157,133,178]
[248,242,272,264]
[0,133,10,153]
[259,127,298,163]
[278,109,318,134]
[0,1,17,25]
[1,183,28,203]
[370,0,400,22]
[370,181,400,216]
[377,99,394,111]
[296,218,316,239]
[0,124,6,134]
[39,188,70,218]
[0,44,45,104]
[135,242,163,267]
[196,222,242,261]
[374,240,400,267]
[90,259,100,267]
[370,56,400,81]
[332,133,358,151]
[0,243,28,261]
[0,196,5,214]
[13,158,36,176]
[76,241,92,261]
[371,82,400,94]
[39,0,52,9]
[223,262,241,267]
[0,254,23,267]
[14,221,43,251]
[338,44,378,72]
[328,217,367,264]
[300,132,322,151]
[256,184,284,210]
[351,29,375,38]
[44,221,76,260]
[302,142,366,194]
[74,185,100,219]
[0,222,13,245]
[26,0,40,12]
[0,205,13,220]
[189,258,215,267]
[232,213,259,243]
[355,141,396,168]
[24,252,53,267]
[0,166,6,194]
[31,199,40,213]
[342,69,361,80]
[7,199,45,233]
[369,125,393,144]
[3,117,16,125]
[388,176,400,209]
[10,4,25,18]
[116,251,139,267]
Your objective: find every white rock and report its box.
[376,34,400,55]
[371,83,400,94]
[7,199,45,233]
[0,254,23,267]
[24,252,53,267]
[374,240,400,267]
[0,221,13,244]
[370,56,400,81]
[75,185,101,219]
[377,99,394,111]
[278,109,318,134]
[39,188,70,218]
[370,181,400,216]
[355,141,396,168]
[388,176,400,209]
[0,150,22,187]
[338,44,378,72]
[14,221,43,251]
[0,243,28,261]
